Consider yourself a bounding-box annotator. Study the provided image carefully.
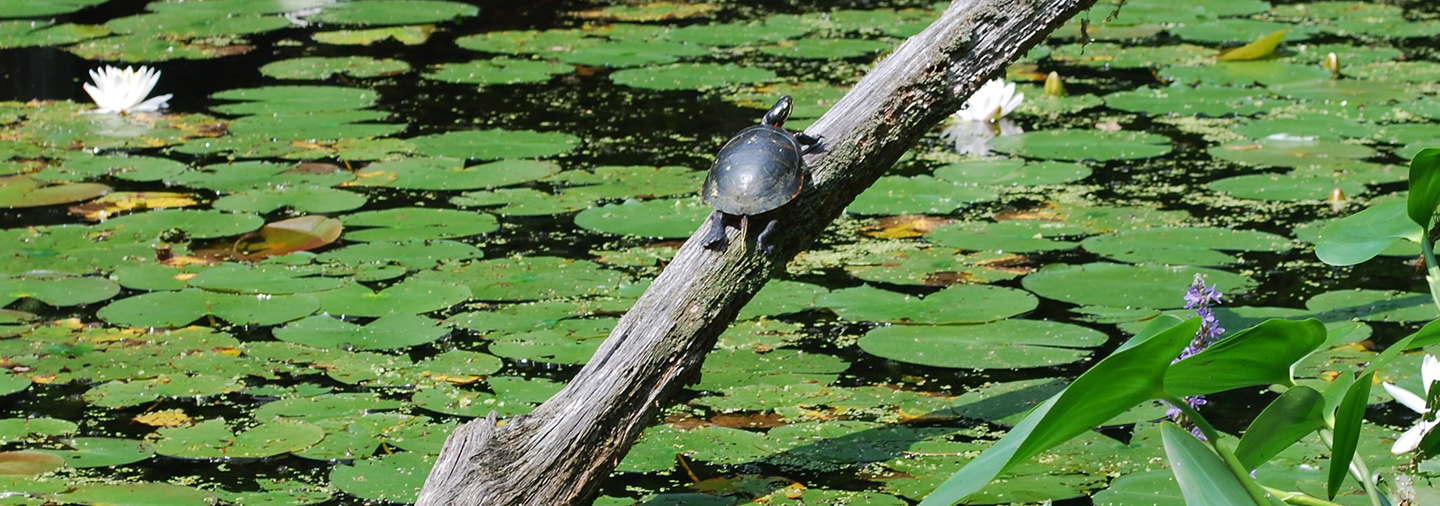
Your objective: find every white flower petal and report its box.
[1384,381,1428,414]
[1423,354,1440,396]
[953,78,1024,123]
[1391,417,1440,454]
[82,65,169,114]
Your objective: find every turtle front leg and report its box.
[755,217,780,255]
[796,132,823,155]
[702,211,729,250]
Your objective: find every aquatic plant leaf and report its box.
[59,482,215,506]
[916,317,1197,505]
[272,314,448,350]
[841,247,1022,286]
[452,187,597,216]
[926,220,1081,253]
[0,450,63,476]
[1217,28,1287,62]
[859,319,1106,370]
[1328,372,1372,499]
[410,383,533,417]
[351,157,560,190]
[1270,79,1418,106]
[1161,422,1262,506]
[84,374,244,408]
[572,2,719,22]
[340,207,498,242]
[848,175,997,215]
[253,393,404,421]
[0,274,120,308]
[37,155,184,183]
[214,186,366,214]
[1407,148,1440,230]
[424,58,571,85]
[818,284,1036,324]
[408,129,578,160]
[0,176,109,208]
[1105,86,1283,117]
[573,197,711,238]
[557,39,711,67]
[1166,318,1327,396]
[1313,200,1418,265]
[417,350,505,381]
[1081,227,1293,265]
[210,86,378,115]
[1049,42,1212,69]
[610,62,775,91]
[228,109,405,141]
[215,480,333,506]
[1305,289,1435,323]
[1171,19,1316,44]
[0,418,77,443]
[0,20,108,48]
[39,437,153,468]
[486,320,612,365]
[758,38,890,59]
[987,129,1171,161]
[186,264,344,295]
[260,56,410,79]
[312,0,477,25]
[1091,470,1183,505]
[66,33,252,60]
[1161,60,1330,87]
[0,0,107,18]
[313,24,434,45]
[151,418,324,460]
[313,280,469,317]
[317,239,482,270]
[694,348,846,392]
[105,11,289,38]
[416,256,625,301]
[932,159,1091,186]
[97,289,319,327]
[97,208,264,240]
[1022,263,1255,309]
[1233,386,1325,471]
[950,378,1069,425]
[666,19,810,47]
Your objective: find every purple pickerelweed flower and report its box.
[1169,273,1225,439]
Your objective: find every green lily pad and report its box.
[758,37,890,59]
[573,197,712,239]
[1048,42,1212,69]
[424,58,572,85]
[151,418,324,460]
[666,19,811,47]
[97,289,319,327]
[216,480,333,506]
[312,0,478,25]
[311,280,470,316]
[0,20,109,48]
[253,393,404,421]
[212,186,368,214]
[407,129,578,161]
[1105,85,1285,117]
[950,378,1070,425]
[97,209,264,240]
[1305,289,1436,323]
[38,155,186,183]
[932,159,1091,186]
[415,256,625,301]
[316,240,482,270]
[410,383,533,417]
[548,165,704,200]
[554,39,711,67]
[1022,262,1256,309]
[1080,227,1293,265]
[926,220,1083,253]
[987,129,1171,161]
[1270,79,1419,106]
[1208,138,1376,169]
[84,374,245,408]
[39,437,152,468]
[486,318,613,365]
[340,207,498,242]
[186,264,346,295]
[313,25,434,45]
[104,11,289,38]
[0,176,109,208]
[1231,113,1375,141]
[610,63,776,91]
[272,314,449,350]
[842,248,1022,286]
[1160,61,1332,88]
[59,482,215,506]
[260,56,411,79]
[859,319,1107,369]
[451,187,597,216]
[415,350,505,380]
[817,284,1037,324]
[1170,19,1318,44]
[227,109,405,141]
[0,274,120,308]
[847,175,997,215]
[170,161,354,191]
[350,157,560,190]
[0,0,107,18]
[210,86,378,115]
[1208,171,1367,202]
[0,418,77,443]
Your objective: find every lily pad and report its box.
[340,207,498,242]
[272,314,449,350]
[859,319,1108,370]
[151,418,324,460]
[349,157,560,190]
[311,280,471,316]
[97,209,264,240]
[415,256,625,301]
[0,274,120,308]
[1080,227,1293,265]
[260,56,411,79]
[424,58,572,85]
[0,176,109,208]
[1021,262,1255,309]
[1105,85,1285,117]
[848,175,997,215]
[987,129,1171,161]
[407,129,578,161]
[610,63,776,91]
[98,289,319,327]
[58,482,215,506]
[573,197,712,239]
[317,240,482,270]
[817,284,1037,324]
[932,159,1091,186]
[926,220,1083,253]
[311,0,478,26]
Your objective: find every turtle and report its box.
[700,95,821,254]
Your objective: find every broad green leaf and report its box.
[1165,319,1327,396]
[1328,371,1372,499]
[1234,386,1326,470]
[1217,29,1287,62]
[1406,148,1440,230]
[1314,200,1420,266]
[1160,422,1262,506]
[916,317,1196,505]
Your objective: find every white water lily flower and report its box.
[953,78,1024,123]
[1382,354,1440,454]
[82,65,172,114]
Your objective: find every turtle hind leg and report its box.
[702,211,729,250]
[756,217,780,255]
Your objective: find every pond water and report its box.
[1,0,1439,505]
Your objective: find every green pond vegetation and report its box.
[1,0,1439,504]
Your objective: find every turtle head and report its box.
[762,96,793,127]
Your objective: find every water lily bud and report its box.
[1328,187,1346,213]
[1322,52,1340,78]
[1044,71,1066,98]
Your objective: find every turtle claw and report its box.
[702,211,728,250]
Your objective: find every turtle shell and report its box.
[702,123,805,216]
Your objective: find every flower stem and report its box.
[1163,393,1274,506]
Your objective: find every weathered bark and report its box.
[417,1,1097,504]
